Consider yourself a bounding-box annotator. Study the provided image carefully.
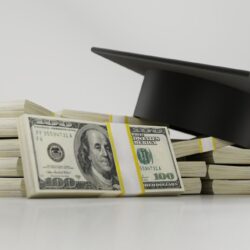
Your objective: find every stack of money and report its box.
[0,100,54,197]
[172,137,231,194]
[18,115,184,197]
[177,161,206,194]
[0,105,208,198]
[58,109,232,195]
[189,146,250,194]
[1,104,236,197]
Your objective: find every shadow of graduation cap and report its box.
[91,47,250,148]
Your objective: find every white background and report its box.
[0,1,250,250]
[0,0,249,115]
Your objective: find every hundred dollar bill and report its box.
[18,115,184,198]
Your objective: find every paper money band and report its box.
[106,123,125,196]
[108,123,144,196]
[198,137,216,153]
[109,115,129,123]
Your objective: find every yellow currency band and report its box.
[125,123,145,195]
[109,115,113,122]
[106,122,125,196]
[198,137,216,152]
[124,116,129,124]
[198,138,203,152]
[212,137,216,150]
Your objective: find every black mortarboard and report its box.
[91,47,250,148]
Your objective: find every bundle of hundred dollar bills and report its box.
[0,99,237,198]
[18,115,184,197]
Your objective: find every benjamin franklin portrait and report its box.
[74,124,120,190]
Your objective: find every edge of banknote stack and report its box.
[0,100,54,197]
[1,99,244,198]
[17,114,184,198]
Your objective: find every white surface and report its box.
[0,0,250,115]
[0,196,250,250]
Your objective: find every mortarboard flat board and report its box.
[91,47,250,148]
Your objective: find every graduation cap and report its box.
[91,47,250,148]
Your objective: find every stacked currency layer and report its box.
[0,100,53,197]
[0,104,211,197]
[189,146,250,194]
[173,137,232,194]
[0,103,236,197]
